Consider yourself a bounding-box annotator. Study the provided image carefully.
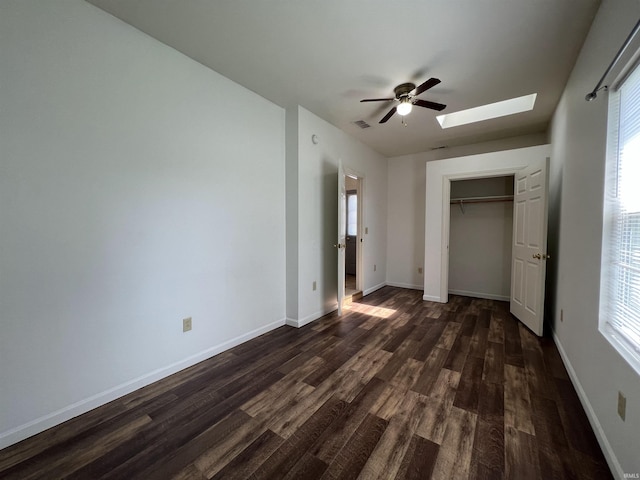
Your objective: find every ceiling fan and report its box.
[360,78,446,123]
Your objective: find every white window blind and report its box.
[601,60,640,371]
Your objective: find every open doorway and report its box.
[449,176,514,301]
[344,173,363,301]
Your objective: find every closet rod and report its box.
[450,195,513,205]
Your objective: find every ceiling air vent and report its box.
[353,120,371,129]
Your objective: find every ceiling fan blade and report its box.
[360,98,395,102]
[414,78,441,96]
[380,107,397,123]
[414,99,447,111]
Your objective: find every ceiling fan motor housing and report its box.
[394,83,416,99]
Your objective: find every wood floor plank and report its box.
[209,428,285,480]
[504,364,535,435]
[76,370,284,479]
[442,332,471,372]
[309,378,387,465]
[477,381,504,422]
[192,417,272,478]
[251,397,348,479]
[468,324,489,359]
[1,415,152,480]
[394,434,440,480]
[411,347,449,396]
[481,340,505,384]
[373,339,420,382]
[453,355,485,413]
[170,464,208,480]
[554,378,607,459]
[435,322,461,350]
[415,369,461,444]
[412,319,447,362]
[319,413,388,480]
[477,308,491,329]
[0,288,613,480]
[523,343,557,400]
[431,406,478,480]
[358,391,423,479]
[541,337,570,380]
[505,426,541,480]
[504,315,525,367]
[141,409,256,480]
[268,369,363,438]
[281,452,328,480]
[459,313,477,336]
[469,418,504,478]
[530,396,577,480]
[381,322,416,353]
[488,312,505,343]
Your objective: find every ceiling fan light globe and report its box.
[397,102,412,116]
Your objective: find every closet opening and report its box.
[448,175,515,301]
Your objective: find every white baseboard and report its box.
[448,289,510,302]
[552,331,623,479]
[423,294,444,302]
[0,317,286,450]
[286,305,338,328]
[363,282,387,296]
[385,281,422,290]
[287,283,388,329]
[285,317,299,327]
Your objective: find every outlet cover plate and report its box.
[618,391,626,421]
[183,317,192,332]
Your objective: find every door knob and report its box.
[533,253,541,259]
[532,253,550,260]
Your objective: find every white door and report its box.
[510,157,550,336]
[336,161,346,315]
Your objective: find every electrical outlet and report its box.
[374,264,377,272]
[183,317,192,332]
[560,309,564,322]
[313,281,317,291]
[418,267,423,274]
[618,391,626,421]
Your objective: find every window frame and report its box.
[599,58,640,377]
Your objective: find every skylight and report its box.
[436,93,537,129]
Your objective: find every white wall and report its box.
[0,0,285,448]
[386,134,547,290]
[548,0,640,475]
[449,177,513,300]
[287,107,388,327]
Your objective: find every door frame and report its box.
[423,145,551,303]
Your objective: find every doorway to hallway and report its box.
[345,175,362,302]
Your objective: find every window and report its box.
[600,60,640,374]
[347,191,357,236]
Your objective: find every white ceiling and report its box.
[87,0,601,157]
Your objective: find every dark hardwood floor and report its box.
[0,287,612,479]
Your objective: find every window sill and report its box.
[600,323,640,378]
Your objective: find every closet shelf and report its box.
[450,195,513,213]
